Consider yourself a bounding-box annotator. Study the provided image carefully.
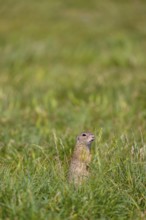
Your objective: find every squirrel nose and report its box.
[92,135,95,140]
[90,134,95,141]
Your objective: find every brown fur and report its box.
[68,132,94,185]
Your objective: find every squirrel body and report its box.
[68,132,94,185]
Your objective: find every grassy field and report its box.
[0,0,146,219]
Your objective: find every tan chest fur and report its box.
[68,144,91,185]
[74,146,91,163]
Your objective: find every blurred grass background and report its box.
[0,0,146,219]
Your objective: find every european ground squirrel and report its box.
[68,132,95,185]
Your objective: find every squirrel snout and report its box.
[89,134,95,142]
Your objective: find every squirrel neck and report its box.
[76,141,91,151]
[75,142,91,152]
[73,142,91,162]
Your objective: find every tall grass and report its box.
[0,0,146,219]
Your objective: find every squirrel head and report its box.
[76,132,95,148]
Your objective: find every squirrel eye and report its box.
[82,133,86,136]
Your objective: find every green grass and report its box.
[0,0,146,219]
